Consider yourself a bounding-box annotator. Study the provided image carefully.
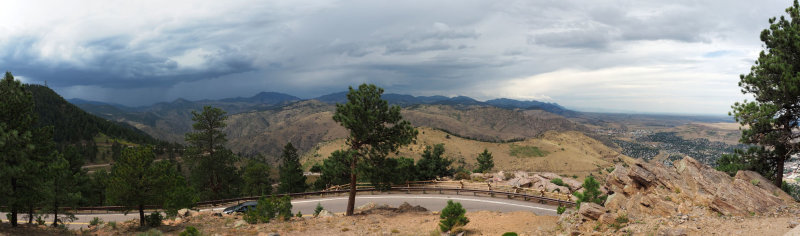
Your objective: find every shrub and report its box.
[454,171,470,180]
[502,233,519,236]
[782,181,800,201]
[550,178,566,187]
[164,185,199,218]
[296,211,303,218]
[439,200,469,232]
[573,176,606,209]
[615,214,629,224]
[179,226,201,236]
[246,195,294,224]
[751,179,760,186]
[556,206,566,215]
[314,203,324,217]
[107,221,117,229]
[35,215,45,225]
[503,172,515,180]
[89,217,104,226]
[145,211,164,228]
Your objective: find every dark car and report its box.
[223,201,257,214]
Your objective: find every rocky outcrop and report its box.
[559,157,794,235]
[577,202,606,220]
[605,157,787,217]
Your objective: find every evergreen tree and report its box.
[277,143,307,193]
[184,106,241,200]
[46,153,83,227]
[731,0,800,186]
[242,160,273,196]
[332,84,418,215]
[0,72,39,227]
[106,146,176,227]
[416,144,453,180]
[314,149,353,190]
[475,149,494,173]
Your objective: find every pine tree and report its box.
[475,149,494,173]
[332,84,417,215]
[47,152,83,227]
[106,146,176,227]
[278,143,307,193]
[731,0,800,186]
[242,160,273,196]
[184,106,241,200]
[416,144,453,180]
[0,72,39,227]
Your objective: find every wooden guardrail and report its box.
[326,180,574,202]
[2,184,575,215]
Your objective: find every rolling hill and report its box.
[301,127,635,179]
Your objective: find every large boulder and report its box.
[578,202,606,220]
[507,177,532,188]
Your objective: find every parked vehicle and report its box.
[222,201,257,214]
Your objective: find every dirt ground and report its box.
[72,209,557,236]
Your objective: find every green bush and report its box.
[246,195,294,224]
[89,217,104,226]
[35,215,45,225]
[502,233,518,236]
[296,211,302,218]
[164,185,199,218]
[107,221,117,229]
[550,178,566,187]
[781,181,800,201]
[573,176,606,209]
[179,226,201,236]
[314,203,324,217]
[556,206,566,215]
[439,200,469,232]
[145,211,164,228]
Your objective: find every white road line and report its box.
[291,196,557,212]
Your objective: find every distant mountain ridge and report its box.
[74,91,577,117]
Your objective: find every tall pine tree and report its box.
[184,106,241,200]
[277,142,307,193]
[332,84,417,216]
[0,72,41,227]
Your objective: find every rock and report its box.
[507,177,532,188]
[318,210,334,218]
[356,202,377,212]
[234,220,247,228]
[735,170,795,202]
[789,220,799,228]
[178,208,190,217]
[605,157,786,217]
[578,202,605,220]
[597,213,617,224]
[398,202,428,212]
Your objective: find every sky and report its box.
[0,0,793,115]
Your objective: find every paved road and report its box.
[1,193,559,230]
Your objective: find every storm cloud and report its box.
[0,0,791,114]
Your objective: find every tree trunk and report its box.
[346,157,357,216]
[52,200,58,227]
[28,206,33,224]
[139,204,145,227]
[776,158,785,187]
[10,178,18,227]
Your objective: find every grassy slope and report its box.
[301,127,634,179]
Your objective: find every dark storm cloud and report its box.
[0,0,793,114]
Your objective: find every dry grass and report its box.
[302,127,634,179]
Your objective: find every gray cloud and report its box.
[0,0,793,114]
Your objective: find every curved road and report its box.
[2,193,560,230]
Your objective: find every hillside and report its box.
[26,85,156,144]
[301,127,634,178]
[222,102,585,162]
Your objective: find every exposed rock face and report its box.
[735,170,795,202]
[577,202,606,220]
[605,157,787,217]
